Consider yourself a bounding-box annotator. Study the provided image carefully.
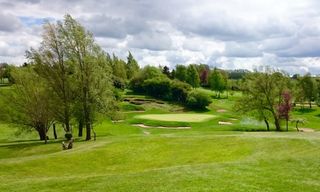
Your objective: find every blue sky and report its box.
[0,0,320,74]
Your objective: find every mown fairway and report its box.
[0,94,320,191]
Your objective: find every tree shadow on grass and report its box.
[295,108,316,113]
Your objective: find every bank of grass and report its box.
[0,89,320,191]
[0,132,319,191]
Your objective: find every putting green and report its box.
[135,114,216,122]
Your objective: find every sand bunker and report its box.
[217,109,227,113]
[135,114,215,122]
[218,121,233,125]
[133,124,191,129]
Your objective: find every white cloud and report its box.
[0,0,320,74]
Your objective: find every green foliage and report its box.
[0,66,53,142]
[297,74,317,108]
[235,71,290,131]
[126,51,140,80]
[171,80,191,102]
[143,77,172,100]
[186,90,212,110]
[186,65,200,88]
[209,68,228,96]
[175,65,187,82]
[129,65,165,93]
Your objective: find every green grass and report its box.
[0,89,320,191]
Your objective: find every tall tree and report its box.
[126,51,139,79]
[27,21,74,133]
[175,65,187,82]
[59,14,114,140]
[186,65,200,88]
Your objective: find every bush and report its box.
[171,80,191,102]
[186,90,212,110]
[143,77,172,100]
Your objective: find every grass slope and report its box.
[0,90,320,191]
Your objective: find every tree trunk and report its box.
[274,117,281,131]
[85,122,91,140]
[53,123,57,139]
[264,118,270,131]
[286,119,288,132]
[37,125,47,144]
[296,121,299,132]
[309,101,312,108]
[78,119,83,137]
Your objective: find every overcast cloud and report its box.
[1,0,320,74]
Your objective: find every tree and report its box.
[175,65,187,82]
[298,74,317,108]
[126,51,139,79]
[277,91,293,131]
[59,14,114,140]
[236,71,290,131]
[162,66,171,77]
[27,21,75,134]
[112,54,127,89]
[209,68,227,98]
[0,67,54,143]
[186,65,200,88]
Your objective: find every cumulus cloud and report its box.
[0,0,320,74]
[0,12,22,32]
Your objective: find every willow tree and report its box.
[60,14,114,140]
[0,67,53,143]
[27,21,75,133]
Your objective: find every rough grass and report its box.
[134,114,216,122]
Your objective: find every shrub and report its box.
[171,80,191,102]
[186,90,212,110]
[143,77,172,100]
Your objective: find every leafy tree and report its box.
[59,14,114,140]
[298,74,317,108]
[186,65,200,88]
[126,51,139,79]
[112,54,127,89]
[27,21,75,133]
[236,71,290,131]
[277,91,293,131]
[129,65,165,93]
[175,65,187,82]
[0,67,54,143]
[209,68,227,98]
